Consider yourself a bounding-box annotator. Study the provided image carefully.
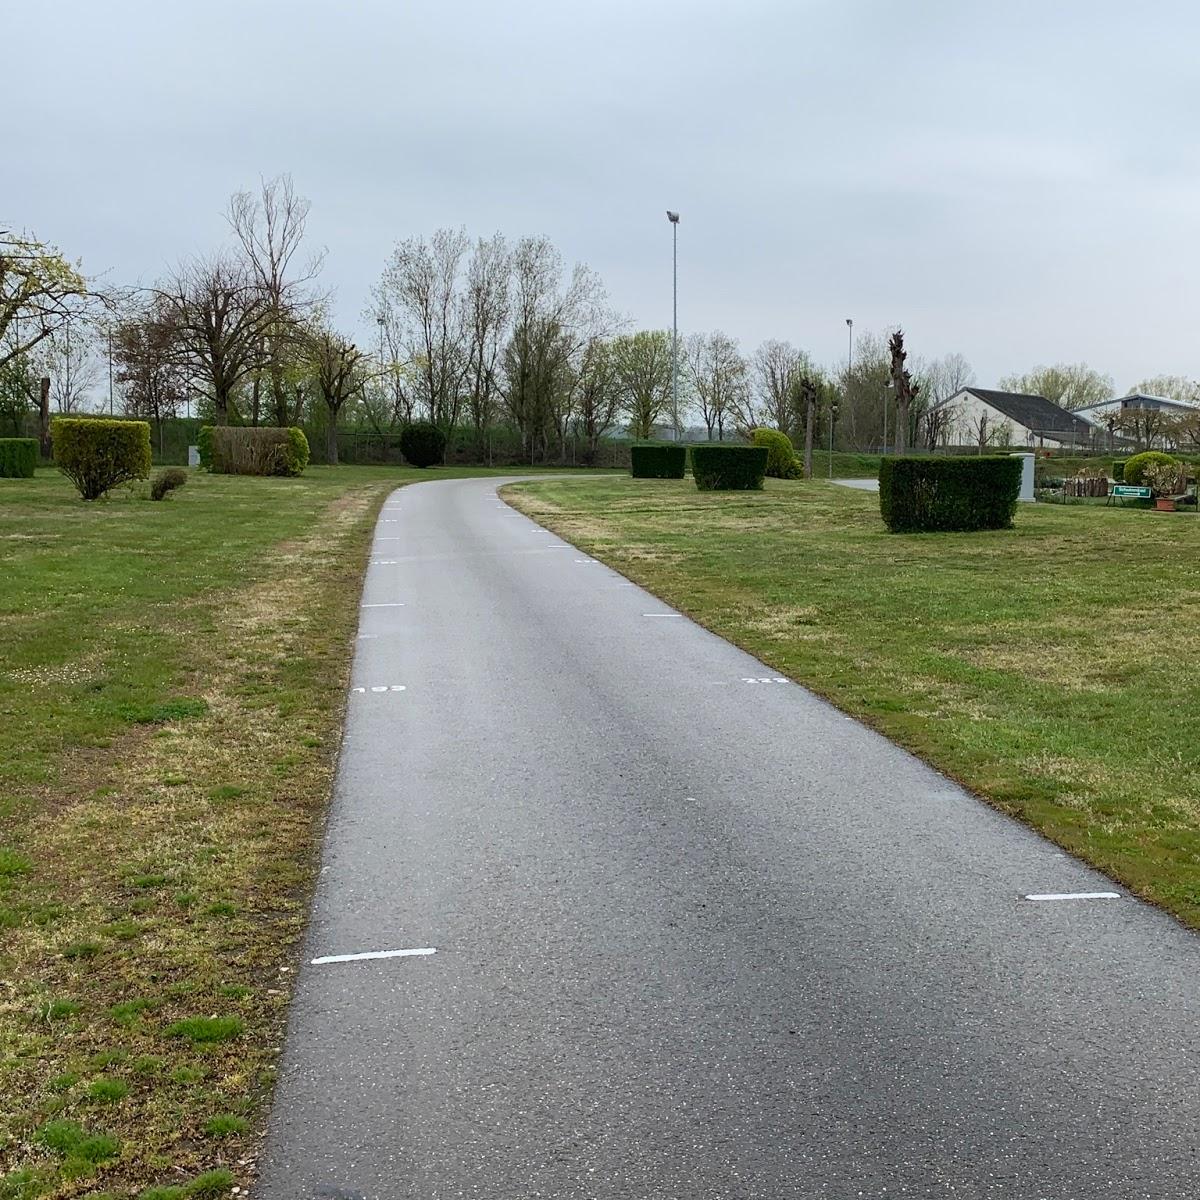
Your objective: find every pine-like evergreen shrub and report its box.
[879,455,1022,532]
[400,422,447,468]
[150,467,188,500]
[52,418,152,500]
[210,427,308,477]
[751,428,800,478]
[630,443,686,478]
[691,444,769,491]
[0,438,37,478]
[1123,451,1178,486]
[1111,458,1127,482]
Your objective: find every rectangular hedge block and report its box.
[691,444,768,491]
[0,438,37,478]
[630,443,686,479]
[879,455,1022,532]
[210,426,310,477]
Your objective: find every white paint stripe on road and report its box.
[311,947,437,965]
[1022,892,1122,902]
[643,613,682,618]
[361,603,406,607]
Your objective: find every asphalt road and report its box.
[257,476,1200,1200]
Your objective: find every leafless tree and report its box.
[460,234,511,460]
[998,362,1113,410]
[155,254,275,424]
[309,327,367,464]
[113,299,186,453]
[753,340,807,437]
[375,227,471,431]
[572,338,622,464]
[685,331,747,440]
[798,374,818,477]
[228,175,325,426]
[35,320,100,413]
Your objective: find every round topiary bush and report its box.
[400,422,447,468]
[1123,451,1179,486]
[751,428,800,479]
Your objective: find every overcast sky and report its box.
[8,0,1200,390]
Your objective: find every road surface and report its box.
[258,476,1200,1200]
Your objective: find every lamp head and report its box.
[666,210,680,224]
[845,318,853,327]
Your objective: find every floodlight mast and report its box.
[667,212,680,438]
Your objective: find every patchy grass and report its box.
[1,465,581,1197]
[506,475,1200,927]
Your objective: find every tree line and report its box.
[3,178,1198,463]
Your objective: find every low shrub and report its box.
[691,444,769,491]
[751,428,800,478]
[399,422,447,468]
[210,427,308,477]
[879,455,1022,532]
[630,443,686,478]
[1123,451,1178,487]
[52,418,152,501]
[150,467,188,501]
[1112,458,1127,481]
[0,438,37,478]
[197,426,214,470]
[1143,460,1186,497]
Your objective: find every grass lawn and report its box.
[0,463,579,1199]
[506,475,1200,925]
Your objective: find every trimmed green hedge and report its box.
[0,438,37,478]
[691,445,769,491]
[399,422,447,468]
[631,443,686,479]
[197,425,214,470]
[210,426,309,477]
[1123,451,1178,486]
[52,418,152,500]
[751,428,800,479]
[879,455,1022,532]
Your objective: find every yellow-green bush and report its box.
[52,418,152,500]
[751,428,800,478]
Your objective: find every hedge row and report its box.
[210,426,309,477]
[879,455,1021,532]
[52,418,152,500]
[630,443,686,478]
[691,445,768,491]
[0,438,37,479]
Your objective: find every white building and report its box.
[931,387,1097,450]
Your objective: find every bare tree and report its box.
[1128,375,1197,404]
[34,320,100,413]
[887,329,919,454]
[798,373,818,478]
[309,327,367,464]
[155,254,275,424]
[375,227,471,432]
[685,331,747,440]
[113,299,186,453]
[573,338,622,464]
[461,234,511,461]
[753,340,807,437]
[228,175,325,426]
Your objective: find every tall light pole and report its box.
[667,211,680,440]
[833,317,852,477]
[108,328,114,415]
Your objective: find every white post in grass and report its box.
[1015,452,1035,501]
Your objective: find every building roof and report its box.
[1075,393,1198,415]
[950,387,1095,438]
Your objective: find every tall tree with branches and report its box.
[309,327,367,465]
[887,329,919,454]
[685,331,747,440]
[0,229,94,370]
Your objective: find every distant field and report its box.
[506,475,1200,928]
[0,465,588,1199]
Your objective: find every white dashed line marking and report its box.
[361,603,406,608]
[311,947,437,966]
[1022,892,1121,902]
[643,613,681,618]
[741,677,790,684]
[350,685,407,694]
[371,560,399,565]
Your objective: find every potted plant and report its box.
[1145,461,1183,511]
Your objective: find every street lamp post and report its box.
[882,379,894,454]
[108,328,114,415]
[833,318,852,477]
[666,211,680,440]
